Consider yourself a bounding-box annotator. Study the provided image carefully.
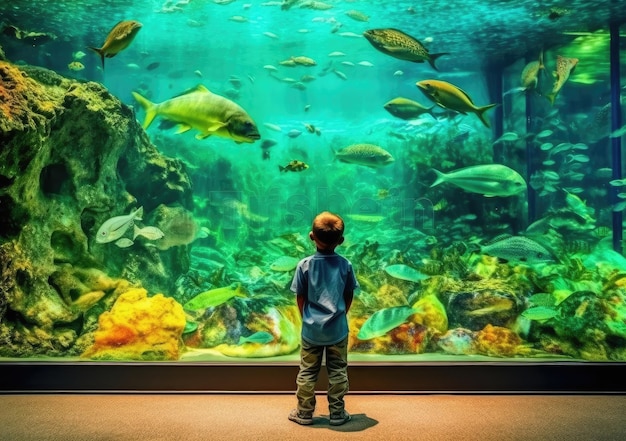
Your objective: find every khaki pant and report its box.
[295,336,349,415]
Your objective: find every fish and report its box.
[263,31,279,39]
[480,235,555,264]
[522,306,558,321]
[88,20,142,69]
[520,51,544,90]
[384,264,429,282]
[300,1,334,10]
[183,283,247,311]
[238,331,274,345]
[287,129,302,138]
[333,70,347,80]
[114,238,134,248]
[363,28,449,70]
[610,124,626,138]
[68,61,84,71]
[290,56,316,66]
[383,97,435,120]
[96,206,143,244]
[492,132,519,144]
[334,144,395,168]
[279,160,309,173]
[416,79,498,128]
[132,85,260,144]
[328,51,346,57]
[357,306,417,340]
[133,225,165,241]
[546,55,579,105]
[269,255,300,271]
[430,164,526,197]
[357,61,374,67]
[263,122,282,132]
[72,50,86,60]
[146,62,160,71]
[260,139,276,160]
[346,10,369,22]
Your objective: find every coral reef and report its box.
[82,288,185,360]
[0,60,193,357]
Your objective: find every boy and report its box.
[288,211,358,426]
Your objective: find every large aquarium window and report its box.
[1,1,625,364]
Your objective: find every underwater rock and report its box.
[447,288,522,331]
[185,303,301,358]
[0,61,193,357]
[82,288,185,360]
[433,327,477,355]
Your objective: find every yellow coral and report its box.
[411,293,448,333]
[474,324,527,357]
[82,288,186,360]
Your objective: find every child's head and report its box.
[310,211,345,251]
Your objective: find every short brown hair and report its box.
[311,211,344,245]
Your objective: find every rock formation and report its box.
[0,58,192,358]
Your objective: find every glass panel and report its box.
[0,1,625,363]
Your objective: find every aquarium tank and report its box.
[0,0,625,364]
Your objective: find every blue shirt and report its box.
[290,252,358,345]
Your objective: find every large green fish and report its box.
[132,85,260,143]
[430,164,526,197]
[363,28,448,70]
[88,20,142,69]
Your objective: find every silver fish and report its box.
[481,236,555,264]
[133,225,165,241]
[96,206,143,243]
[430,164,526,197]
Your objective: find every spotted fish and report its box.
[546,55,579,105]
[363,28,448,70]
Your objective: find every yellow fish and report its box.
[416,79,497,128]
[279,160,309,172]
[546,55,579,105]
[383,97,434,120]
[132,85,260,144]
[520,51,544,90]
[88,20,142,69]
[68,61,84,71]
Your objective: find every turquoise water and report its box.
[1,0,626,362]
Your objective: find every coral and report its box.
[474,324,530,357]
[411,293,448,333]
[82,288,185,360]
[375,283,408,308]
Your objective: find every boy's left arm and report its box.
[296,293,305,316]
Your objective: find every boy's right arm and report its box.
[343,289,353,312]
